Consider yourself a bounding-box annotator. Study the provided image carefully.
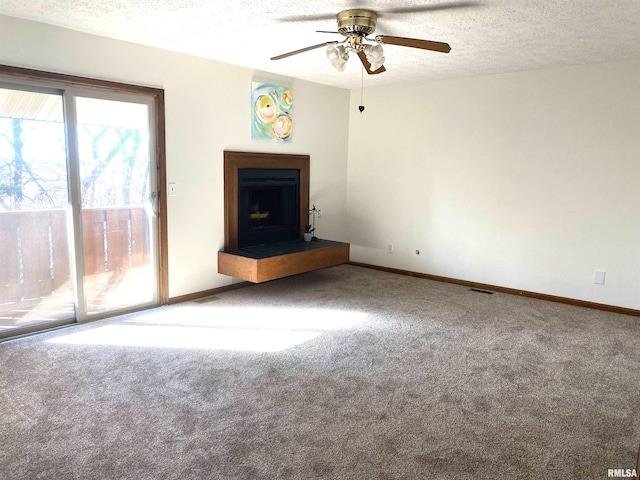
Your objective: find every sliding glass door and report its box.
[0,82,159,337]
[0,87,74,335]
[74,96,157,317]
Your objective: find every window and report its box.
[0,65,167,339]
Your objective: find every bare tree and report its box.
[0,119,58,210]
[0,117,149,210]
[79,126,147,207]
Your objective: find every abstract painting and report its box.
[251,82,293,142]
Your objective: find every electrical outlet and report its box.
[316,209,322,219]
[387,243,394,253]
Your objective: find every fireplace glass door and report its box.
[237,169,299,247]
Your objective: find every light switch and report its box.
[168,183,176,196]
[594,270,605,285]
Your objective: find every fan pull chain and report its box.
[358,65,365,113]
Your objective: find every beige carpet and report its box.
[1,264,639,479]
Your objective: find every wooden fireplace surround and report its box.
[218,151,349,283]
[223,151,310,250]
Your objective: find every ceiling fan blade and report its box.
[357,50,386,75]
[382,1,479,15]
[278,13,336,22]
[279,1,479,22]
[271,41,339,60]
[316,30,341,34]
[376,35,451,53]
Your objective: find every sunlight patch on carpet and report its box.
[125,306,368,330]
[45,307,367,352]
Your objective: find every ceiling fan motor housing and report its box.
[336,9,377,36]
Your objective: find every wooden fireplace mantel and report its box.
[219,151,349,283]
[223,151,310,251]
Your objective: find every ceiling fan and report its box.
[271,8,452,75]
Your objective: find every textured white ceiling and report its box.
[1,0,639,89]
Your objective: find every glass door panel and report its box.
[75,97,156,316]
[0,87,74,335]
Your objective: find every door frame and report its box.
[0,64,169,309]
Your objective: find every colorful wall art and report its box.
[251,82,293,142]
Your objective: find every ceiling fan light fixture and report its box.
[363,43,385,71]
[369,56,385,72]
[364,43,384,62]
[326,44,348,71]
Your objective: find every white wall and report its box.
[347,60,640,310]
[0,15,351,298]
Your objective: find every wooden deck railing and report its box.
[0,207,149,304]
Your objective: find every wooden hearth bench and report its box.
[221,151,349,283]
[218,239,350,283]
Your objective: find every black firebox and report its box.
[237,168,300,248]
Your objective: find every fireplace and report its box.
[223,151,309,251]
[220,151,349,283]
[237,168,299,247]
